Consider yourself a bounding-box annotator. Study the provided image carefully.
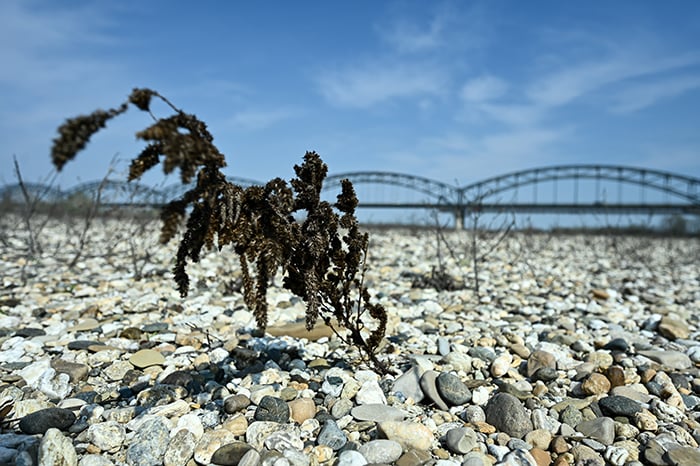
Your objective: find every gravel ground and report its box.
[0,214,699,466]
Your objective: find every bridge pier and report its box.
[454,209,465,230]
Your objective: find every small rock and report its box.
[392,366,425,403]
[576,417,615,445]
[254,396,290,423]
[86,421,126,452]
[358,439,403,463]
[436,372,471,406]
[288,397,316,424]
[377,421,433,450]
[164,429,196,466]
[582,373,611,395]
[194,429,237,464]
[38,428,77,466]
[658,315,690,340]
[350,404,406,422]
[598,395,642,418]
[355,379,387,405]
[444,427,477,454]
[527,351,556,377]
[126,417,170,466]
[223,394,251,414]
[485,393,533,439]
[317,419,347,450]
[19,408,76,435]
[129,349,165,369]
[336,450,368,466]
[210,441,252,466]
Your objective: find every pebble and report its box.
[350,403,406,422]
[126,417,170,466]
[358,439,403,463]
[485,393,533,439]
[19,408,76,435]
[209,441,252,465]
[576,417,615,445]
[436,372,471,406]
[254,395,290,423]
[598,395,642,418]
[377,420,434,450]
[317,419,347,450]
[38,428,77,466]
[129,349,165,368]
[444,427,478,454]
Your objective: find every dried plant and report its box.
[51,88,389,372]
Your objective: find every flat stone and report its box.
[51,359,90,383]
[350,404,406,422]
[638,350,692,370]
[419,370,449,411]
[666,446,700,466]
[598,395,642,418]
[129,349,165,368]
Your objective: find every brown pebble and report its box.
[288,397,316,424]
[471,421,496,434]
[606,366,626,388]
[551,435,570,454]
[581,373,611,395]
[639,367,657,384]
[530,447,552,466]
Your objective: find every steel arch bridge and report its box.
[2,165,698,228]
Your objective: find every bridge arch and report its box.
[323,171,458,204]
[459,165,700,204]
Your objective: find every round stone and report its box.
[444,427,477,454]
[210,441,252,466]
[485,393,533,439]
[435,372,471,406]
[254,396,290,423]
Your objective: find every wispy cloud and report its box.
[610,74,700,113]
[527,51,700,108]
[227,107,300,131]
[460,75,509,102]
[316,62,446,108]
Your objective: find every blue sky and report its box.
[1,0,699,191]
